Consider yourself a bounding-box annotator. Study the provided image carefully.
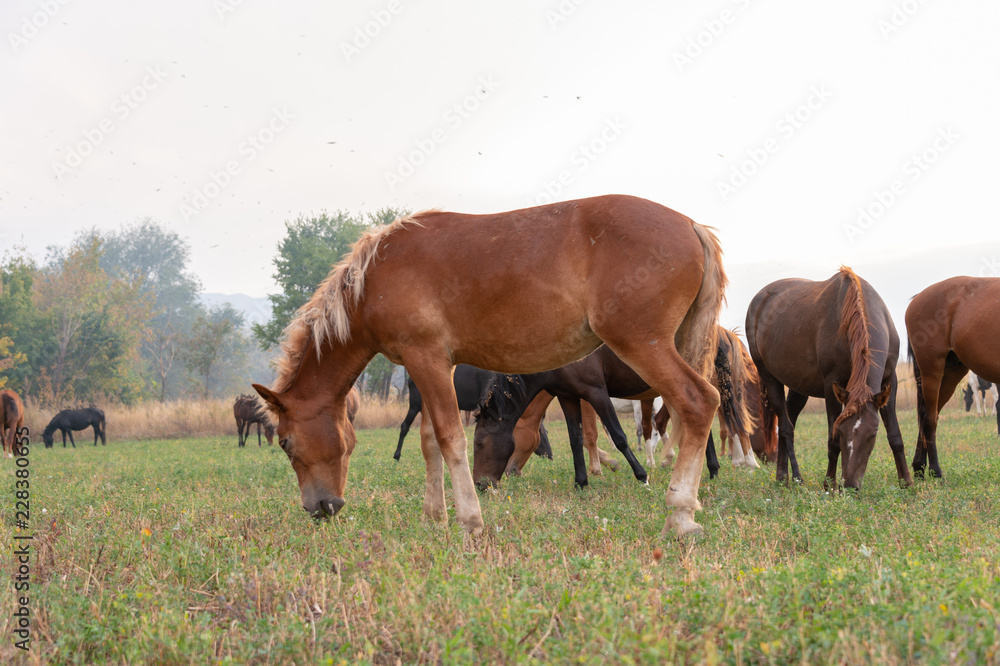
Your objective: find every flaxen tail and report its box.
[676,223,728,379]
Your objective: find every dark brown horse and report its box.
[253,195,726,537]
[1,389,25,457]
[234,394,274,447]
[906,276,1000,478]
[472,328,756,489]
[746,267,912,489]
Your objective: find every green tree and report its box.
[97,220,202,401]
[0,248,38,390]
[181,304,245,399]
[32,237,152,404]
[253,208,406,350]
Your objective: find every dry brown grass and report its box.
[20,395,411,443]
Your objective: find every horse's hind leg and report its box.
[608,343,719,536]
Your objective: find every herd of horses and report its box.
[2,196,994,539]
[246,194,999,537]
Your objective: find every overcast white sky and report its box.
[2,0,998,333]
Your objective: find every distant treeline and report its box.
[0,209,408,407]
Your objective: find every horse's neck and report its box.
[294,335,374,404]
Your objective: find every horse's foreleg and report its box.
[507,392,553,476]
[557,397,590,488]
[416,403,448,524]
[705,431,720,479]
[581,392,647,484]
[394,403,420,461]
[821,390,844,489]
[879,373,913,487]
[579,399,606,476]
[411,364,483,535]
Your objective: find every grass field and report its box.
[3,409,1000,664]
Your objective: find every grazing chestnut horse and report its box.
[253,194,726,536]
[1,389,25,458]
[906,277,1000,477]
[234,394,275,446]
[746,267,912,489]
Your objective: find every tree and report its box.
[253,209,407,350]
[0,248,37,390]
[32,237,152,404]
[181,304,245,399]
[96,220,202,401]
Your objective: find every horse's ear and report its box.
[253,384,284,411]
[831,382,849,405]
[874,383,892,410]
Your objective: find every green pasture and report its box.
[3,411,1000,664]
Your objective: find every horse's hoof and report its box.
[664,510,703,538]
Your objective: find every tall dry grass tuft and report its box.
[354,396,408,430]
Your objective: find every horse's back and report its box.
[364,195,706,373]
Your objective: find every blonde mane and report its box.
[270,213,427,395]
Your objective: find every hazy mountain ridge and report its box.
[199,293,272,329]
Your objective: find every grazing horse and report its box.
[394,364,554,462]
[473,328,756,489]
[42,408,107,448]
[1,389,25,458]
[962,373,998,418]
[906,276,1000,477]
[234,394,275,446]
[746,267,912,489]
[252,195,726,537]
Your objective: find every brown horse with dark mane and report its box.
[253,194,726,536]
[906,276,1000,478]
[746,267,912,489]
[1,389,25,457]
[234,394,274,447]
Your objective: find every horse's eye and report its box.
[279,438,290,452]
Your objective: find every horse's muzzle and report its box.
[307,497,346,519]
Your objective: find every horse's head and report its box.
[831,381,892,488]
[253,383,356,519]
[471,375,530,490]
[963,384,974,412]
[42,430,53,448]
